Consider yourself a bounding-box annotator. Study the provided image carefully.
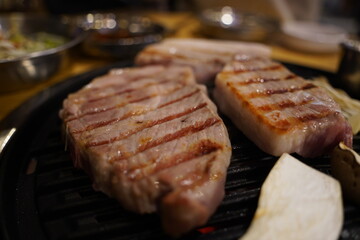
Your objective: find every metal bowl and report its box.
[0,13,84,93]
[73,13,166,59]
[198,6,279,42]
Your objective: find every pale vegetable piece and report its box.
[241,153,343,240]
[331,142,360,205]
[312,76,360,135]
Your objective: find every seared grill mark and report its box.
[110,118,221,163]
[228,77,334,131]
[126,140,222,180]
[236,74,297,85]
[269,118,292,130]
[89,74,191,103]
[88,88,135,103]
[158,89,200,108]
[246,83,316,98]
[296,109,335,123]
[72,111,139,134]
[65,80,177,122]
[224,64,283,74]
[137,118,220,154]
[77,69,166,96]
[266,100,337,130]
[70,88,202,134]
[83,95,156,123]
[257,97,314,112]
[86,102,208,147]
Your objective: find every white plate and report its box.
[280,21,347,53]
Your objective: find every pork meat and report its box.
[213,55,352,157]
[60,65,232,237]
[135,38,271,84]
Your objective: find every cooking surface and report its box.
[0,62,359,240]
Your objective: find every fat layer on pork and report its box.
[214,56,353,157]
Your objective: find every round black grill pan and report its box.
[0,61,359,240]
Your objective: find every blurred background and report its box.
[0,0,358,36]
[1,0,360,117]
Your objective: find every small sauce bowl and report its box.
[72,13,166,60]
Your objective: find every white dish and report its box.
[280,21,347,53]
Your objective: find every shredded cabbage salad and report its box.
[0,31,67,60]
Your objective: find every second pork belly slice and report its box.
[61,65,232,237]
[135,38,271,84]
[214,56,353,157]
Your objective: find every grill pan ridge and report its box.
[0,62,360,240]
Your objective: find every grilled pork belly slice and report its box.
[60,65,231,237]
[241,153,343,240]
[135,38,271,84]
[214,56,353,157]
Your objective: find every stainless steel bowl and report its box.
[198,6,279,42]
[72,13,166,59]
[0,13,84,93]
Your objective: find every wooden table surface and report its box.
[0,12,341,122]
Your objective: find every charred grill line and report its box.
[137,118,219,152]
[127,141,221,180]
[296,110,336,123]
[79,69,167,98]
[65,80,182,123]
[110,118,221,163]
[245,83,316,98]
[86,102,208,147]
[223,64,283,74]
[70,88,200,134]
[86,78,179,104]
[88,88,135,103]
[69,94,159,134]
[235,74,297,85]
[256,97,314,112]
[158,89,200,108]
